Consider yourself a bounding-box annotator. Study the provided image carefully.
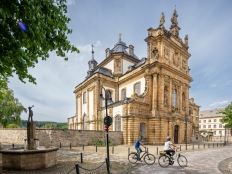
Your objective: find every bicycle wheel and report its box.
[158,155,170,168]
[144,154,156,165]
[128,152,138,164]
[177,155,188,167]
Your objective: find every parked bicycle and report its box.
[158,147,187,167]
[128,147,156,165]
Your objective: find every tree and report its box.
[0,89,27,127]
[6,123,19,128]
[218,102,232,133]
[0,0,79,85]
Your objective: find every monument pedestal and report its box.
[27,122,36,150]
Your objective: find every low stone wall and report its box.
[212,136,232,142]
[0,129,123,147]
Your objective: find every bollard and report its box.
[75,164,80,174]
[204,144,205,148]
[156,147,158,155]
[208,144,210,148]
[217,143,218,147]
[213,143,214,148]
[96,146,97,152]
[70,143,71,149]
[192,144,194,150]
[80,153,83,163]
[82,144,84,151]
[60,142,61,148]
[105,158,110,173]
[180,145,181,151]
[198,144,200,149]
[112,146,114,154]
[12,144,14,148]
[128,147,130,155]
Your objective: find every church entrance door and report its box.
[174,125,179,144]
[140,123,146,138]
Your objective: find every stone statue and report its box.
[28,105,34,122]
[171,9,178,26]
[184,35,188,47]
[159,12,165,27]
[152,47,159,59]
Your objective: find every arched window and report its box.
[115,116,121,131]
[172,89,177,107]
[134,83,140,94]
[121,89,126,100]
[83,92,87,103]
[83,115,87,130]
[182,92,185,104]
[106,90,111,100]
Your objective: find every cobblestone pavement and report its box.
[0,143,231,173]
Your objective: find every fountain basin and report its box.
[0,146,59,170]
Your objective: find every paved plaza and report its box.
[0,143,232,173]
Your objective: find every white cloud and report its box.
[211,84,217,88]
[209,100,230,108]
[66,0,75,5]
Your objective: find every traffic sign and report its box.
[104,116,112,126]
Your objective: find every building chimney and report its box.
[105,48,110,58]
[129,45,134,56]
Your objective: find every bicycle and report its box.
[158,147,188,168]
[128,147,156,165]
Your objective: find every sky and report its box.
[8,0,232,122]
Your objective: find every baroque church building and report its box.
[68,10,200,145]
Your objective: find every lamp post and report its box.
[185,116,188,150]
[224,124,227,145]
[99,87,113,166]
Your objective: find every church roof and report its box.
[110,37,139,60]
[94,67,112,77]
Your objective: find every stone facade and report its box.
[0,129,123,147]
[68,10,200,145]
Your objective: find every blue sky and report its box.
[8,0,232,122]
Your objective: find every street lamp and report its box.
[99,87,113,167]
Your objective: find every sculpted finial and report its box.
[159,12,165,27]
[184,35,188,47]
[171,9,178,27]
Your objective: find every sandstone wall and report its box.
[0,129,123,147]
[211,136,232,142]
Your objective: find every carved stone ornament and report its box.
[182,59,187,70]
[172,52,180,67]
[114,58,121,72]
[164,75,170,84]
[184,35,188,47]
[152,47,159,60]
[164,47,170,60]
[159,12,165,27]
[131,79,148,101]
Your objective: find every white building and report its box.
[199,108,230,136]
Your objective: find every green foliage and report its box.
[0,89,26,127]
[0,0,79,85]
[218,103,232,128]
[42,123,57,129]
[61,125,68,130]
[92,139,115,146]
[18,120,67,128]
[6,124,19,128]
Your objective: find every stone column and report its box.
[180,84,183,115]
[27,122,36,150]
[152,74,158,114]
[169,78,172,113]
[158,74,164,111]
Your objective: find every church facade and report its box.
[68,10,200,145]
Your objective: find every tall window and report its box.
[121,89,126,100]
[172,89,177,107]
[208,119,211,122]
[214,125,216,128]
[203,120,206,123]
[115,116,121,131]
[219,124,222,128]
[182,92,185,106]
[203,125,206,128]
[164,87,168,106]
[106,90,111,100]
[83,115,87,130]
[208,125,211,128]
[83,92,87,103]
[134,83,140,94]
[214,119,217,122]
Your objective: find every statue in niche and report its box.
[182,59,187,70]
[171,9,178,27]
[164,88,168,106]
[173,53,180,67]
[164,47,170,60]
[159,12,165,27]
[184,35,188,47]
[114,58,121,72]
[28,105,34,122]
[152,47,159,59]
